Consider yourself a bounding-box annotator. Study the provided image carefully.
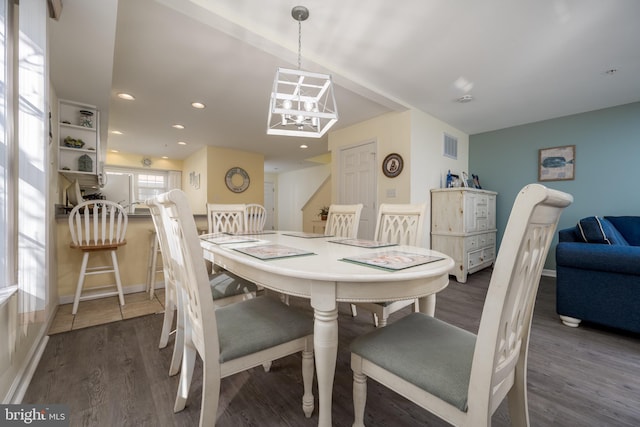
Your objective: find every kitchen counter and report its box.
[55,204,206,220]
[55,205,209,303]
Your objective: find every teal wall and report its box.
[470,102,640,270]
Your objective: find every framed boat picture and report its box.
[538,145,575,181]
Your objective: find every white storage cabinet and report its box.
[431,188,497,283]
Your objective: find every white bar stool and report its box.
[146,230,164,299]
[69,200,128,315]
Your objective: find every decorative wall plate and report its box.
[382,153,403,178]
[225,167,250,193]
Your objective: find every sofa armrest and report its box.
[556,242,640,276]
[558,227,580,242]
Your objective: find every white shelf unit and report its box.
[430,188,497,283]
[58,99,100,187]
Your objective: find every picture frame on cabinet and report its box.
[461,171,471,188]
[472,174,482,189]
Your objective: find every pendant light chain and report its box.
[297,18,302,70]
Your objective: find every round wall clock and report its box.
[382,153,403,178]
[225,167,250,193]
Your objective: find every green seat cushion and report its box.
[216,296,313,363]
[350,312,476,411]
[209,272,258,300]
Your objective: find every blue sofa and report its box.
[556,216,640,334]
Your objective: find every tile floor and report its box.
[48,289,166,335]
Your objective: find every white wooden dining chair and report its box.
[351,203,426,327]
[68,200,128,315]
[147,198,259,377]
[325,203,363,239]
[350,184,573,427]
[206,203,246,234]
[152,190,315,426]
[245,203,267,233]
[326,204,363,316]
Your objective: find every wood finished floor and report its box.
[24,269,640,426]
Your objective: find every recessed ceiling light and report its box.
[117,92,135,101]
[161,156,169,159]
[456,94,474,103]
[111,130,123,135]
[172,124,185,129]
[191,102,206,109]
[300,144,308,149]
[110,149,119,153]
[178,141,187,145]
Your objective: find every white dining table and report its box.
[200,231,454,427]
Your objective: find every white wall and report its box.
[276,164,331,231]
[409,109,469,245]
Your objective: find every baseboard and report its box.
[58,281,165,305]
[4,306,55,404]
[541,269,556,278]
[7,303,60,403]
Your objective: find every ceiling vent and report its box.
[443,133,458,159]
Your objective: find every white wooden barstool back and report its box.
[68,200,128,315]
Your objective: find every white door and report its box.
[338,141,377,239]
[264,181,275,230]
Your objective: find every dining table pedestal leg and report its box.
[313,307,338,427]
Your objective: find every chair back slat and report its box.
[326,204,363,238]
[206,203,246,234]
[471,184,572,413]
[374,203,426,246]
[245,203,267,233]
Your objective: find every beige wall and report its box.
[329,111,412,205]
[183,147,209,214]
[106,151,184,171]
[181,146,265,215]
[206,146,264,205]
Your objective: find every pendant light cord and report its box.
[297,18,302,70]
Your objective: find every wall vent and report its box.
[443,133,458,159]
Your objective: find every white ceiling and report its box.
[50,0,640,173]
